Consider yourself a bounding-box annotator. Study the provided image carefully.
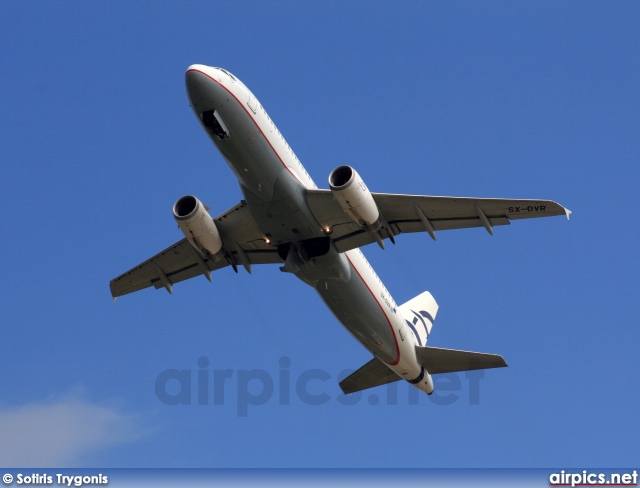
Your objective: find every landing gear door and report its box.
[202,110,230,140]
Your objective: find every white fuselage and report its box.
[185,65,432,393]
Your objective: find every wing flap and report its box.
[395,216,511,233]
[339,357,401,394]
[415,346,508,374]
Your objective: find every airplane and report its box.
[110,65,571,396]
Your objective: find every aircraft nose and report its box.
[185,65,221,112]
[186,64,214,81]
[185,64,247,119]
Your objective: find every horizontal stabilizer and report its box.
[415,346,507,374]
[339,357,401,394]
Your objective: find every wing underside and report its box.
[110,200,281,298]
[112,189,570,297]
[306,189,570,253]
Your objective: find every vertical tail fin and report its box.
[399,291,438,347]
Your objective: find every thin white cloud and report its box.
[0,397,143,466]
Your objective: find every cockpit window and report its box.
[218,68,236,81]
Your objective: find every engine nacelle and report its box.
[173,195,223,257]
[328,166,381,230]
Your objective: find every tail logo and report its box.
[404,308,435,346]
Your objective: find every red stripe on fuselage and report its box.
[345,254,400,365]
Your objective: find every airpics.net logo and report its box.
[155,356,487,416]
[549,470,638,487]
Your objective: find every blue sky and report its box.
[1,1,638,468]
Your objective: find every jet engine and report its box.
[173,195,223,258]
[328,165,382,231]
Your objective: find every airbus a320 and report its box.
[110,65,570,396]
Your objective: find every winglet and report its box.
[565,207,572,220]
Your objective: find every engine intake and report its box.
[173,195,223,257]
[329,165,381,231]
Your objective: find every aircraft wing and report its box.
[306,189,571,253]
[110,200,281,298]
